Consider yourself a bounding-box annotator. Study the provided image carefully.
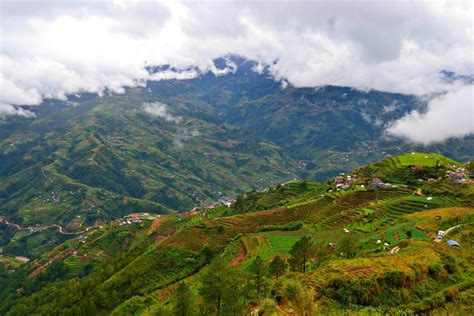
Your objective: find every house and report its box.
[446,171,465,183]
[437,230,445,239]
[126,213,150,220]
[224,199,236,207]
[346,176,356,185]
[372,178,384,188]
[447,240,460,246]
[335,176,344,185]
[15,256,30,263]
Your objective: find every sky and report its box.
[0,0,473,144]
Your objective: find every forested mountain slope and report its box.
[1,153,473,315]
[1,57,473,261]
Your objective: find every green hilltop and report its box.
[1,153,473,315]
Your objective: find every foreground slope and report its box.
[0,153,473,315]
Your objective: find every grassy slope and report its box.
[1,153,473,315]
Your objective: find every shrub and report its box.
[326,278,380,306]
[428,264,441,279]
[203,226,212,235]
[442,255,458,274]
[443,287,459,302]
[397,240,409,248]
[384,270,405,288]
[337,235,359,258]
[258,221,303,232]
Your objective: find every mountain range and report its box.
[0,56,473,258]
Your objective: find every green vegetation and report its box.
[398,153,452,167]
[289,236,314,273]
[0,153,473,315]
[261,232,302,253]
[268,255,287,279]
[0,57,473,313]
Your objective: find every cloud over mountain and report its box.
[0,0,472,142]
[387,85,474,144]
[143,102,182,123]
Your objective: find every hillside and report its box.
[1,57,473,272]
[1,153,473,315]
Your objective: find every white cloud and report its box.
[142,102,182,123]
[0,0,472,143]
[0,74,42,105]
[0,103,35,119]
[386,86,474,144]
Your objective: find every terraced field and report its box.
[240,235,275,267]
[385,224,428,243]
[2,152,473,315]
[64,256,83,278]
[259,232,302,254]
[378,153,455,169]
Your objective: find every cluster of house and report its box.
[190,192,206,202]
[189,198,238,213]
[371,178,393,189]
[118,213,159,226]
[105,134,129,147]
[334,174,357,190]
[445,170,468,184]
[40,191,61,204]
[203,198,237,210]
[296,160,308,169]
[256,186,270,192]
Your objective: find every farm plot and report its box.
[398,153,449,167]
[385,224,428,244]
[259,232,302,254]
[64,255,83,277]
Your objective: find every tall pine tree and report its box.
[289,236,314,273]
[248,256,266,297]
[269,255,287,279]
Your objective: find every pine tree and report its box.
[248,256,266,297]
[269,255,287,279]
[173,282,195,316]
[337,234,359,258]
[289,236,314,273]
[313,246,330,268]
[200,258,248,315]
[200,259,227,315]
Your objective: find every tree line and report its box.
[164,234,359,315]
